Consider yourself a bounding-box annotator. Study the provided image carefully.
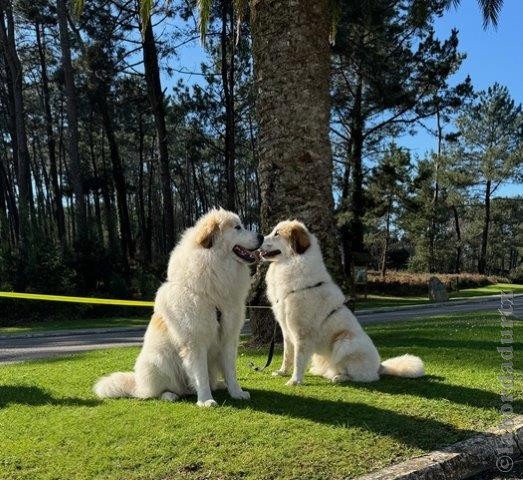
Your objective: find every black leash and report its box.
[249,319,278,371]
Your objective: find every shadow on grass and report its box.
[0,385,100,408]
[214,387,479,450]
[348,374,523,411]
[374,336,523,351]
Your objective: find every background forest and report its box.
[0,0,522,316]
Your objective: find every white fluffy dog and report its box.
[260,220,424,386]
[94,208,262,407]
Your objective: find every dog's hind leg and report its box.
[160,391,180,401]
[133,360,175,399]
[332,373,351,383]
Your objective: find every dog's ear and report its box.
[195,216,220,249]
[290,224,310,254]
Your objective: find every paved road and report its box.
[0,330,143,363]
[357,294,523,324]
[1,294,521,364]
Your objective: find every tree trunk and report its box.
[136,113,148,262]
[221,0,236,210]
[141,16,175,253]
[478,179,491,274]
[35,21,66,243]
[1,54,19,175]
[57,0,87,244]
[99,95,134,262]
[0,157,18,243]
[99,135,119,256]
[251,0,338,260]
[0,0,32,285]
[0,159,9,242]
[87,124,104,244]
[380,200,391,279]
[428,105,442,273]
[145,155,154,263]
[451,204,461,274]
[339,146,352,277]
[349,75,365,256]
[250,0,341,342]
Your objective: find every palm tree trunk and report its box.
[250,0,339,266]
[249,0,340,342]
[221,0,236,210]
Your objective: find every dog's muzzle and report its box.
[259,249,281,258]
[233,245,258,263]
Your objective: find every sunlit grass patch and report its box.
[1,311,520,479]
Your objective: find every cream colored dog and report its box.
[260,220,424,385]
[94,208,262,407]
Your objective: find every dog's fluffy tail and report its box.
[93,372,136,398]
[379,354,424,378]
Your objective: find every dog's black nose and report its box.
[257,234,264,246]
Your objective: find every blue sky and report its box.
[164,1,522,197]
[399,0,522,197]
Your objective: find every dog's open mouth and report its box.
[259,249,281,258]
[233,245,258,263]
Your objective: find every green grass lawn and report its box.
[355,282,523,310]
[1,312,521,480]
[450,282,523,298]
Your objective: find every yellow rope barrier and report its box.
[0,291,154,307]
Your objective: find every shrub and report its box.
[366,270,509,296]
[509,268,523,285]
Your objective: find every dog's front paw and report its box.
[286,378,302,386]
[272,369,287,377]
[230,389,250,400]
[197,399,218,408]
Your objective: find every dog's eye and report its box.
[274,231,279,237]
[235,225,242,230]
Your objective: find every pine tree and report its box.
[454,83,523,273]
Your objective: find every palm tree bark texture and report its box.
[248,0,342,343]
[250,0,341,276]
